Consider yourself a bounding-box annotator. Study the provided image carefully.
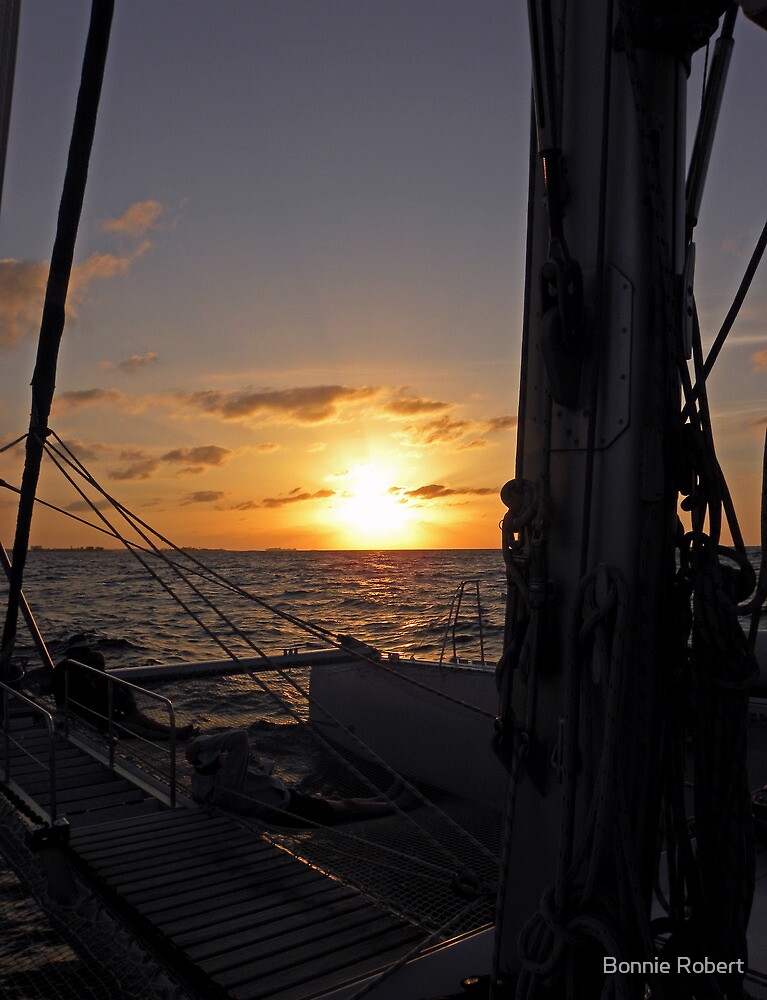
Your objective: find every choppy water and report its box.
[8,548,507,670]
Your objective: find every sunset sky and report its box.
[0,2,765,551]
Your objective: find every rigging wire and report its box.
[36,435,501,879]
[0,433,27,455]
[1,0,114,679]
[43,429,497,719]
[682,216,767,421]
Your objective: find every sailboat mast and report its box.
[0,0,114,682]
[0,0,19,216]
[496,0,729,991]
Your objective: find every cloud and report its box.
[109,458,161,481]
[0,250,142,348]
[95,443,232,483]
[404,483,495,501]
[458,439,490,451]
[184,385,382,424]
[100,200,166,238]
[0,259,48,347]
[484,414,518,432]
[383,395,451,417]
[181,490,226,505]
[255,442,280,453]
[65,498,111,513]
[56,388,127,412]
[60,438,113,463]
[117,352,159,373]
[751,349,767,373]
[0,200,168,348]
[74,251,135,285]
[257,488,336,509]
[160,445,232,467]
[401,410,516,449]
[403,415,472,446]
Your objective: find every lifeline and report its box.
[604,958,745,975]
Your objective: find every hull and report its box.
[309,657,507,809]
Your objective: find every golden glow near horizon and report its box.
[331,463,417,548]
[0,7,765,550]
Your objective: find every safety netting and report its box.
[0,795,189,1000]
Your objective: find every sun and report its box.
[334,463,416,547]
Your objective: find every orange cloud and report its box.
[0,200,168,347]
[118,352,159,373]
[257,488,336,509]
[60,438,114,462]
[65,498,111,513]
[185,385,382,424]
[402,483,495,501]
[0,259,48,346]
[181,490,226,505]
[109,457,160,481]
[484,414,517,432]
[403,416,472,445]
[402,410,517,448]
[751,349,767,372]
[56,388,127,412]
[160,445,231,467]
[73,251,134,285]
[100,200,166,238]
[105,443,232,482]
[383,395,451,417]
[458,439,490,451]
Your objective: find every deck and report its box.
[1,717,426,1000]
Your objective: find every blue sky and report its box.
[0,2,765,549]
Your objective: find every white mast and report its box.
[0,0,20,215]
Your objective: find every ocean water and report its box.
[5,546,765,676]
[8,548,507,671]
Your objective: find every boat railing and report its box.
[439,579,486,665]
[62,659,178,806]
[0,679,57,823]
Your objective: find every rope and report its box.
[515,566,661,1000]
[666,181,756,997]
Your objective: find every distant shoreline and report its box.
[27,545,501,553]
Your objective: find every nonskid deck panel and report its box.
[1,720,426,999]
[1,719,162,826]
[69,807,425,1000]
